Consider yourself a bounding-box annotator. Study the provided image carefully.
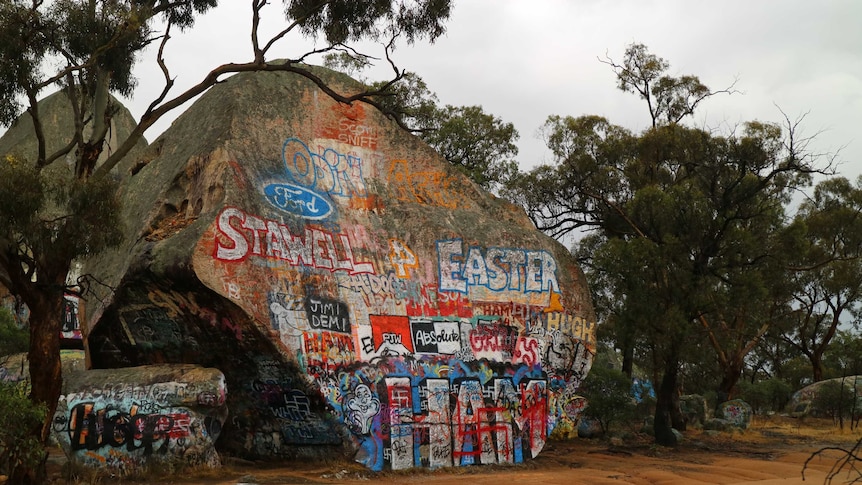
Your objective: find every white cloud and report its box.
[5,1,861,181]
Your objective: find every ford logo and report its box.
[264,183,333,220]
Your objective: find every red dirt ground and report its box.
[47,416,862,485]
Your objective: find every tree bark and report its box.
[27,287,65,443]
[654,355,681,446]
[811,353,824,382]
[717,357,745,402]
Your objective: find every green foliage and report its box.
[811,380,859,422]
[366,71,520,190]
[0,382,47,480]
[737,378,792,414]
[506,43,832,445]
[0,152,123,268]
[423,105,519,190]
[369,71,440,130]
[0,307,28,358]
[581,364,636,434]
[0,1,217,126]
[770,178,862,382]
[322,52,373,79]
[0,155,44,230]
[608,43,715,127]
[288,0,451,45]
[823,330,862,378]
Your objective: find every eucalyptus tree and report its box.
[506,43,829,445]
[0,0,452,460]
[341,60,520,192]
[777,177,862,382]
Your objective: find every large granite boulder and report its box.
[789,376,862,417]
[54,365,227,471]
[0,90,145,183]
[83,65,597,471]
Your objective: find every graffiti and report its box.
[526,311,595,343]
[281,137,367,198]
[631,378,655,403]
[62,292,82,341]
[513,337,540,367]
[405,284,473,318]
[340,271,424,308]
[191,137,598,470]
[362,315,414,358]
[224,281,242,300]
[473,301,543,327]
[346,384,380,434]
[66,382,207,405]
[388,239,418,278]
[436,239,560,298]
[387,159,463,209]
[302,331,355,374]
[342,367,548,471]
[305,296,351,333]
[148,288,242,340]
[268,293,305,334]
[411,319,462,355]
[214,207,375,276]
[240,376,342,446]
[468,324,518,361]
[119,307,184,348]
[65,403,190,455]
[251,379,312,422]
[264,182,333,220]
[335,120,379,149]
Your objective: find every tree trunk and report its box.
[654,355,681,446]
[717,358,744,402]
[811,353,824,382]
[27,288,65,443]
[621,335,634,378]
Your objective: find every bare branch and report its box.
[146,27,175,113]
[259,0,334,58]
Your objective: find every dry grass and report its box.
[45,415,862,484]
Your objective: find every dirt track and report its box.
[51,417,862,484]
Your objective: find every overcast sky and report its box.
[113,1,862,184]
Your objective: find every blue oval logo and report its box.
[264,183,333,220]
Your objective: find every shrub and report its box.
[0,381,46,481]
[581,364,636,435]
[737,378,792,414]
[811,380,858,424]
[0,307,28,358]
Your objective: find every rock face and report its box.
[54,365,227,469]
[83,66,597,471]
[789,376,862,417]
[716,399,753,429]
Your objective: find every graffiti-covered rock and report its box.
[716,399,753,430]
[83,65,597,471]
[679,394,708,429]
[789,376,862,418]
[55,365,227,470]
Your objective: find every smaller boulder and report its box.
[716,399,753,429]
[54,364,228,473]
[679,394,708,429]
